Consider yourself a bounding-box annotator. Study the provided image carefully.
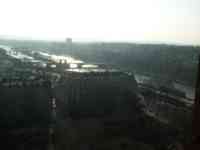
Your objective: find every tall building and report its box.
[65,38,72,44]
[65,38,73,54]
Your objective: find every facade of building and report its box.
[54,70,142,118]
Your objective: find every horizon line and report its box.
[0,35,199,47]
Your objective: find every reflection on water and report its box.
[82,64,98,68]
[52,55,83,64]
[0,45,34,61]
[66,68,119,73]
[69,64,78,68]
[37,52,83,64]
[135,73,194,100]
[174,83,195,99]
[135,74,151,84]
[38,52,101,70]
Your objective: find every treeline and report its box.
[58,43,199,87]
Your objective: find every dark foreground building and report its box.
[0,81,51,150]
[53,69,178,150]
[55,70,141,117]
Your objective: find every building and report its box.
[65,38,72,44]
[54,69,142,118]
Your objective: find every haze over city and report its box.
[0,0,200,45]
[1,0,200,149]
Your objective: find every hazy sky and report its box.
[0,0,199,45]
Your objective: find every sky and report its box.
[0,0,199,45]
